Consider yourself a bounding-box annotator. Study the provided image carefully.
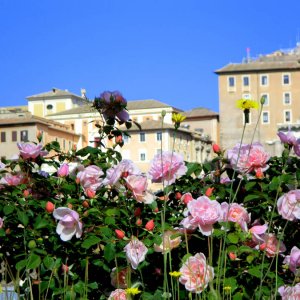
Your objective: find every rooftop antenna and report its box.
[246,47,251,63]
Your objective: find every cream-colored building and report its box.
[0,107,79,159]
[0,88,219,167]
[215,44,300,155]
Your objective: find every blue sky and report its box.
[1,0,300,112]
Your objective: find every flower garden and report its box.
[0,92,299,299]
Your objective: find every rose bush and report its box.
[0,92,299,299]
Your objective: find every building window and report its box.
[123,134,129,143]
[242,93,251,100]
[140,132,145,142]
[283,74,290,85]
[63,139,66,150]
[20,130,28,142]
[156,149,162,155]
[260,75,268,86]
[261,94,269,106]
[156,132,162,141]
[284,110,291,123]
[1,132,6,142]
[12,131,17,142]
[140,152,146,161]
[262,112,269,124]
[228,76,235,87]
[46,104,53,110]
[283,92,291,105]
[242,76,250,87]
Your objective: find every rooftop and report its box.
[48,99,181,117]
[216,44,300,74]
[27,88,85,100]
[183,107,218,118]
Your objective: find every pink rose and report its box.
[148,151,187,185]
[76,165,104,196]
[227,142,270,175]
[0,217,4,228]
[154,230,182,254]
[277,190,300,221]
[108,289,127,300]
[278,130,297,146]
[124,237,148,269]
[17,143,48,159]
[179,252,214,293]
[181,193,194,205]
[0,173,26,186]
[226,203,251,231]
[182,196,221,236]
[125,175,154,204]
[278,283,300,300]
[283,246,300,275]
[53,207,83,241]
[249,224,268,244]
[104,159,141,186]
[57,163,69,177]
[259,233,286,258]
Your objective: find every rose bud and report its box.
[45,201,55,213]
[145,219,155,231]
[115,229,125,239]
[205,187,214,197]
[212,143,221,154]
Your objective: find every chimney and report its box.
[81,88,87,99]
[52,88,56,93]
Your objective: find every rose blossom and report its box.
[181,196,221,236]
[278,283,300,300]
[148,151,187,185]
[181,193,194,205]
[154,230,182,254]
[249,224,268,244]
[125,174,154,204]
[53,207,83,241]
[0,217,4,228]
[226,203,251,231]
[104,159,141,186]
[98,91,129,122]
[17,143,48,159]
[179,252,214,293]
[278,129,300,157]
[283,246,300,275]
[108,289,127,300]
[227,142,270,176]
[76,165,104,196]
[259,233,286,258]
[57,163,69,177]
[124,237,148,269]
[0,173,26,186]
[277,190,300,221]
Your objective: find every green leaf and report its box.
[223,277,238,292]
[104,216,115,225]
[246,254,255,264]
[3,205,15,215]
[104,243,116,262]
[17,210,29,227]
[81,236,101,249]
[105,208,120,216]
[16,259,27,271]
[186,162,202,177]
[243,194,260,202]
[245,181,257,191]
[43,256,55,270]
[27,253,41,269]
[88,282,98,289]
[34,215,49,230]
[227,233,239,244]
[247,266,262,278]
